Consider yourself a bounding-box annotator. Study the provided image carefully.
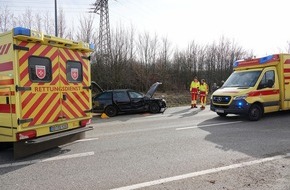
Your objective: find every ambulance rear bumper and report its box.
[14,126,93,159]
[25,126,93,144]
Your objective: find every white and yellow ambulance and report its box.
[211,54,290,121]
[0,27,94,157]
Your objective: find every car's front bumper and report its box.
[210,99,251,115]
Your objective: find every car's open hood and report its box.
[91,81,104,93]
[145,82,162,98]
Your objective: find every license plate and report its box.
[215,109,224,113]
[50,124,68,132]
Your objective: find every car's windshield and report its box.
[223,70,262,88]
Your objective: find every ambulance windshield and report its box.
[223,70,262,88]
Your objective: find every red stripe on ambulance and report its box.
[0,61,13,71]
[29,93,59,125]
[66,93,87,116]
[248,89,280,97]
[64,48,75,60]
[39,45,53,57]
[0,91,15,96]
[19,43,41,66]
[72,92,89,110]
[42,102,61,123]
[22,93,47,118]
[0,104,15,113]
[284,59,290,64]
[62,101,80,118]
[0,79,14,85]
[0,43,11,55]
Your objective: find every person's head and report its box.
[194,76,198,82]
[201,79,205,84]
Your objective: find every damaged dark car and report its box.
[92,82,167,117]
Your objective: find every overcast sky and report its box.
[2,0,290,57]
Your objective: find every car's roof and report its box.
[102,89,135,92]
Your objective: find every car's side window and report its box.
[113,91,130,102]
[95,92,112,100]
[128,91,143,99]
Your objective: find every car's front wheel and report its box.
[149,102,160,113]
[248,104,262,121]
[104,105,118,117]
[217,113,227,117]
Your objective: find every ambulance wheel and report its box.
[149,102,160,113]
[248,104,262,121]
[217,113,227,117]
[105,105,118,117]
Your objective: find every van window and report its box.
[66,61,83,83]
[28,56,52,82]
[258,70,275,89]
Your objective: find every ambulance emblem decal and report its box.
[35,65,46,79]
[71,68,78,80]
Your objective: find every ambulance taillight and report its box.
[80,119,91,127]
[16,130,37,141]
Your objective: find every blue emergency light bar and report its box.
[259,55,274,64]
[13,27,31,36]
[233,54,279,68]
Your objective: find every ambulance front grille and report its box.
[212,96,231,104]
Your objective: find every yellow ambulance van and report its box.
[211,54,290,121]
[0,27,94,158]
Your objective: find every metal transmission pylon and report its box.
[91,0,112,63]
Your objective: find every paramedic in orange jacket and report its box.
[199,79,208,109]
[190,76,200,108]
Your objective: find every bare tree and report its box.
[22,8,33,29]
[34,12,42,31]
[135,32,160,90]
[76,14,96,43]
[43,11,54,35]
[58,8,67,38]
[0,6,14,32]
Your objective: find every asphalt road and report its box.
[1,106,290,190]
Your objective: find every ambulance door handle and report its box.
[63,94,67,101]
[6,97,9,104]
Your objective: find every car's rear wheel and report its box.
[104,105,118,117]
[149,102,160,113]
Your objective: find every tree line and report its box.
[1,6,253,92]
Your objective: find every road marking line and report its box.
[111,153,290,190]
[60,137,99,147]
[0,151,94,169]
[75,137,99,142]
[176,121,242,130]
